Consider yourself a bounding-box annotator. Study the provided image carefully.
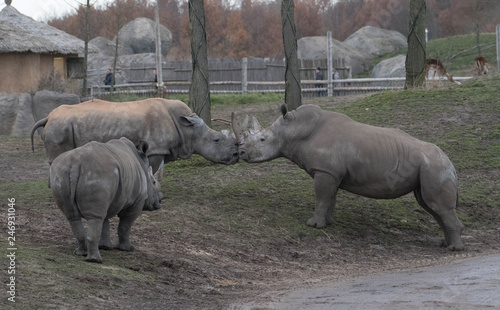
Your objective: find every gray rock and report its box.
[89,36,129,57]
[116,17,172,56]
[87,53,158,86]
[371,55,406,78]
[32,90,80,123]
[11,93,35,135]
[344,26,407,57]
[297,36,372,75]
[0,93,35,135]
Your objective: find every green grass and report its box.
[2,69,499,309]
[366,33,497,77]
[103,92,285,106]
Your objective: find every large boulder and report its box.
[116,17,172,56]
[86,53,158,86]
[89,36,129,57]
[0,93,34,135]
[32,91,80,122]
[344,26,407,58]
[371,55,406,78]
[297,36,372,75]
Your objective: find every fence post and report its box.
[242,57,248,95]
[497,25,500,73]
[327,31,333,97]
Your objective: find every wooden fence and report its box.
[89,57,472,98]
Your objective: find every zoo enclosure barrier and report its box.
[88,58,472,98]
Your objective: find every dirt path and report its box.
[232,253,500,309]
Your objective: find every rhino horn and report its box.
[251,116,263,134]
[231,112,245,142]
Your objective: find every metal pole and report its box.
[496,25,500,73]
[242,57,248,95]
[155,1,163,97]
[327,31,333,97]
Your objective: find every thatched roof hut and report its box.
[0,4,97,92]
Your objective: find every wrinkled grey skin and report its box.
[232,104,464,251]
[50,137,163,263]
[31,98,239,185]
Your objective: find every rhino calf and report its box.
[50,137,162,263]
[232,104,464,251]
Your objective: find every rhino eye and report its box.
[260,138,265,142]
[214,138,220,143]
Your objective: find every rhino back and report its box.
[43,99,192,161]
[284,107,438,197]
[50,140,148,219]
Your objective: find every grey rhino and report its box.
[50,137,162,263]
[232,104,464,251]
[31,98,239,183]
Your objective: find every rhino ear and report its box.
[137,141,149,154]
[280,104,289,118]
[179,115,204,127]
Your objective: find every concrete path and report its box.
[233,254,500,310]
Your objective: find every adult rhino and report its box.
[31,98,239,182]
[50,137,162,263]
[232,104,464,251]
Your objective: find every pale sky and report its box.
[0,0,114,21]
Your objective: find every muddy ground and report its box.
[1,93,499,309]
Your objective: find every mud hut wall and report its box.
[0,53,41,92]
[0,53,72,93]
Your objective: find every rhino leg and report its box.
[68,219,87,256]
[99,219,114,250]
[86,218,104,263]
[414,188,464,251]
[116,210,141,251]
[306,172,339,228]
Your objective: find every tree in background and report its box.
[189,0,211,125]
[405,0,426,89]
[82,0,90,97]
[281,0,301,110]
[47,0,499,61]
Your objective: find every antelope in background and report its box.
[425,59,458,84]
[475,56,489,75]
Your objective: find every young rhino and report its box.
[50,137,162,263]
[232,104,464,251]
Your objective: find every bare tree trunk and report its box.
[281,0,301,110]
[189,0,211,126]
[155,1,163,97]
[111,1,122,95]
[405,0,426,89]
[82,0,90,98]
[475,0,482,56]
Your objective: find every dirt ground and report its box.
[1,94,500,309]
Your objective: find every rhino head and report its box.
[232,105,288,163]
[179,114,239,165]
[136,141,163,211]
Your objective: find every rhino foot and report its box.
[86,256,103,264]
[306,217,327,229]
[99,244,114,251]
[74,247,87,256]
[442,240,465,251]
[116,243,134,252]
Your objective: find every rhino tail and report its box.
[30,118,48,152]
[69,164,80,209]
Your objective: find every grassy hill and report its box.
[370,32,497,77]
[1,75,499,308]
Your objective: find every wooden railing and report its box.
[89,76,473,98]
